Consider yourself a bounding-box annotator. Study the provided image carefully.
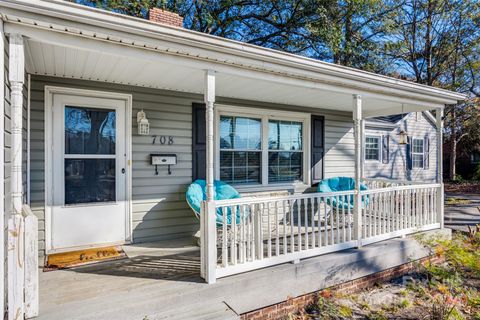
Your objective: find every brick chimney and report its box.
[148,8,183,28]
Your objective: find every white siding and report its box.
[364,112,437,182]
[29,76,357,263]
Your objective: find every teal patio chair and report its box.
[317,176,369,210]
[186,179,246,246]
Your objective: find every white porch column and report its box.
[201,70,216,284]
[353,94,363,247]
[0,21,5,320]
[436,108,444,228]
[8,33,25,320]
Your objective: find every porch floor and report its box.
[37,230,448,320]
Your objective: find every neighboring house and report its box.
[364,112,437,182]
[0,1,466,320]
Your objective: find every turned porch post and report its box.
[8,33,25,320]
[353,94,363,247]
[201,70,217,283]
[436,108,444,228]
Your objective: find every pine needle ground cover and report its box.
[290,231,480,320]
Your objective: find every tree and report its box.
[385,0,480,180]
[306,0,400,72]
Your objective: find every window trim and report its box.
[215,104,311,190]
[364,135,382,162]
[411,137,425,169]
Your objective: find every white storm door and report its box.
[50,94,127,252]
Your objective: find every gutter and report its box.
[0,0,467,104]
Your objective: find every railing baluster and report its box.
[222,207,228,267]
[304,198,309,250]
[267,201,272,258]
[342,195,346,243]
[290,199,295,253]
[335,196,340,244]
[317,197,322,247]
[283,200,287,255]
[247,204,252,261]
[348,195,352,241]
[297,199,302,250]
[374,193,377,236]
[231,205,237,265]
[275,201,280,256]
[324,198,328,246]
[238,205,245,263]
[310,197,315,248]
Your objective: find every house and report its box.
[364,112,438,182]
[0,1,466,319]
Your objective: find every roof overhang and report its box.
[0,0,467,116]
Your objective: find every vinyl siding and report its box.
[29,76,356,262]
[364,112,437,181]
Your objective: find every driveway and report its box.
[444,193,480,232]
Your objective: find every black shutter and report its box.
[424,136,430,169]
[192,103,206,181]
[406,136,412,170]
[382,135,389,164]
[311,115,325,185]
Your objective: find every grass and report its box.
[289,229,480,320]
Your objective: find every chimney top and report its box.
[148,8,183,28]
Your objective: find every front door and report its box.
[49,93,129,252]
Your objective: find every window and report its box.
[219,116,262,184]
[217,107,309,186]
[268,120,303,183]
[412,138,424,168]
[365,136,380,161]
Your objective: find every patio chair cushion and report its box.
[185,179,242,225]
[317,177,369,209]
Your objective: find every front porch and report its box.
[37,230,447,320]
[0,1,466,319]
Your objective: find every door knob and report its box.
[121,168,125,174]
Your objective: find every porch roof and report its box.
[0,0,467,116]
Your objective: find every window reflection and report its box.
[65,159,116,205]
[65,106,116,154]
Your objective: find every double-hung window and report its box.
[268,120,303,183]
[219,116,262,184]
[217,107,309,187]
[365,136,380,161]
[412,138,424,168]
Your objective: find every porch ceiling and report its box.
[25,38,435,117]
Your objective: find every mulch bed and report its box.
[445,181,480,194]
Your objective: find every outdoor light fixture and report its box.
[137,109,150,135]
[398,130,408,145]
[398,104,408,145]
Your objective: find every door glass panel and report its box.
[64,159,116,205]
[65,106,116,154]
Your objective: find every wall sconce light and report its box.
[398,130,408,145]
[137,109,149,135]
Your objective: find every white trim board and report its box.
[44,86,133,254]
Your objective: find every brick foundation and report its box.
[240,256,442,320]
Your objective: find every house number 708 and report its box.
[152,135,174,145]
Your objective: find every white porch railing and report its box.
[200,183,442,283]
